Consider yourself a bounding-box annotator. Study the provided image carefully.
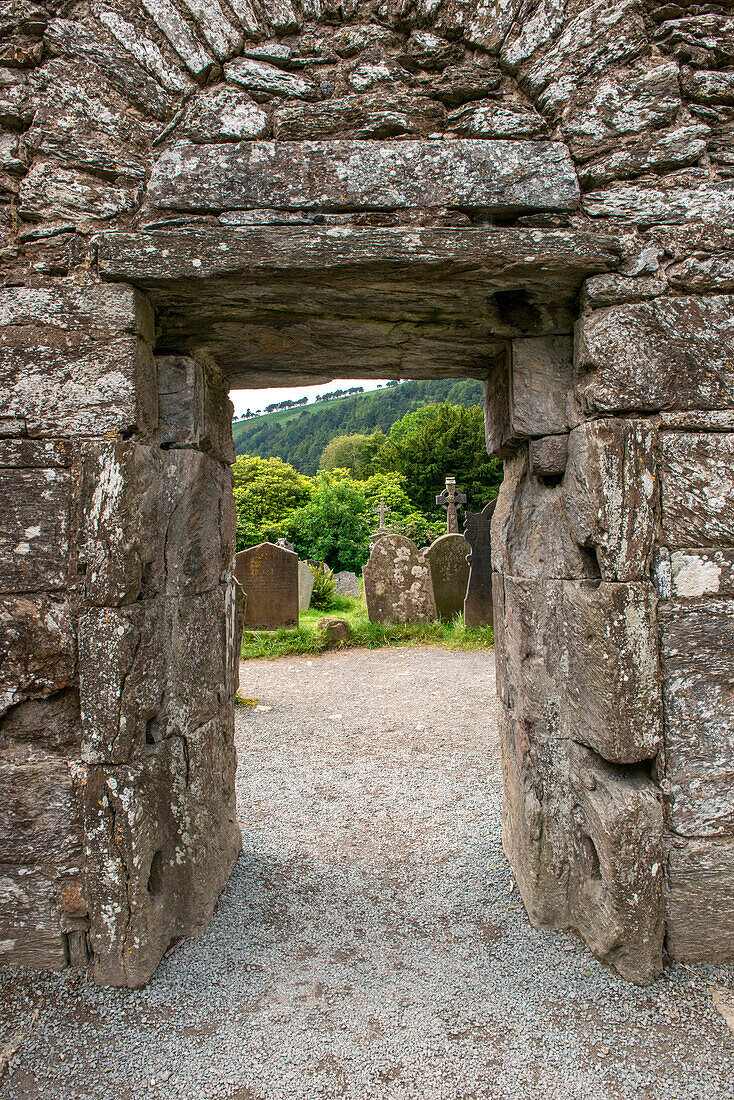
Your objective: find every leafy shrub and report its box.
[309,563,336,610]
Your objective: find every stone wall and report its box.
[1,0,733,984]
[0,282,242,984]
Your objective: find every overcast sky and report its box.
[230,378,390,417]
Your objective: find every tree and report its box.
[319,430,387,477]
[379,403,502,515]
[285,473,371,571]
[232,455,312,551]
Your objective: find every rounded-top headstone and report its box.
[425,533,470,620]
[362,533,437,624]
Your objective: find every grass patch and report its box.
[241,595,494,660]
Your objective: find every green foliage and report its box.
[233,378,483,474]
[380,403,503,514]
[285,474,371,572]
[232,455,312,551]
[318,430,387,476]
[309,563,337,610]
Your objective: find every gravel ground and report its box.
[1,646,733,1100]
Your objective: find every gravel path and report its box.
[1,646,733,1100]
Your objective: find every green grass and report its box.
[240,594,494,660]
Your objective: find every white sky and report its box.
[230,378,390,417]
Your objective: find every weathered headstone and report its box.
[363,534,437,624]
[235,542,298,629]
[436,476,467,535]
[276,537,295,552]
[298,559,315,612]
[333,570,360,598]
[463,501,496,627]
[425,534,471,620]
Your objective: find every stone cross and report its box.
[370,500,393,548]
[436,476,467,535]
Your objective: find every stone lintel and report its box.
[146,139,581,215]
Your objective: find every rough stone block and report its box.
[0,690,80,761]
[76,442,235,607]
[575,295,734,415]
[19,162,142,223]
[0,866,69,971]
[273,95,445,140]
[183,87,268,142]
[499,707,664,985]
[0,759,82,868]
[660,600,734,837]
[660,432,734,547]
[563,419,656,582]
[79,586,236,765]
[83,716,240,987]
[528,434,568,477]
[491,451,598,581]
[560,580,662,764]
[583,181,734,227]
[156,355,235,464]
[0,467,69,594]
[0,294,157,437]
[666,837,734,963]
[485,336,573,456]
[147,139,581,215]
[497,574,661,764]
[0,596,75,718]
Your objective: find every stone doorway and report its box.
[4,197,733,988]
[4,196,733,988]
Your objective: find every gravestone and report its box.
[436,476,467,535]
[277,537,295,552]
[298,559,315,612]
[333,570,360,598]
[235,542,298,629]
[463,501,496,627]
[425,534,470,620]
[363,534,437,624]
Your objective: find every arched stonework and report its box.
[1,0,732,985]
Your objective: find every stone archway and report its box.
[2,0,733,988]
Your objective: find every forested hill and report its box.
[232,379,483,474]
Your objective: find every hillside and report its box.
[232,379,484,473]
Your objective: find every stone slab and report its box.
[363,534,436,624]
[75,441,236,608]
[298,559,315,612]
[464,500,495,627]
[575,295,734,415]
[332,570,360,599]
[147,139,580,215]
[0,596,75,718]
[83,716,240,987]
[660,599,734,837]
[495,575,662,765]
[484,336,573,457]
[235,542,298,629]
[666,837,734,963]
[660,432,734,548]
[425,534,470,620]
[499,708,664,985]
[0,467,69,595]
[79,586,239,765]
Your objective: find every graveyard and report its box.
[234,476,497,659]
[2,0,734,1096]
